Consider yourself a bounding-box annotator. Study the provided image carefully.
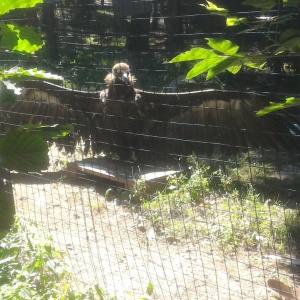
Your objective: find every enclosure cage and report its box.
[1,0,300,299]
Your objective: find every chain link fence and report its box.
[1,0,300,299]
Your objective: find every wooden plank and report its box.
[67,157,181,191]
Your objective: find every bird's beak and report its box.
[122,71,129,83]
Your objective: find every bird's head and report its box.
[105,63,136,86]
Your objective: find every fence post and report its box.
[0,168,15,238]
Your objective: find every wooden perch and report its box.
[268,279,300,300]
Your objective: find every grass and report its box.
[0,217,155,300]
[140,155,300,254]
[0,217,97,300]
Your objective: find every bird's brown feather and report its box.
[2,64,299,160]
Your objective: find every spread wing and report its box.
[1,80,101,154]
[1,80,299,160]
[135,89,300,158]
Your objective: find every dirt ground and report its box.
[11,147,300,299]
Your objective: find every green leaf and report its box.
[256,97,300,116]
[200,1,229,15]
[1,67,63,81]
[0,131,49,172]
[0,0,44,16]
[280,29,300,43]
[206,38,239,55]
[276,13,299,25]
[275,37,300,54]
[227,65,242,74]
[0,23,19,50]
[226,17,247,27]
[95,284,105,300]
[244,61,266,69]
[243,54,267,69]
[9,24,44,53]
[20,124,74,139]
[283,0,300,7]
[146,281,154,296]
[186,57,227,79]
[242,0,276,12]
[207,57,243,79]
[169,48,218,63]
[0,23,44,53]
[18,286,33,300]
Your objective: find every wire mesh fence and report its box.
[1,0,300,299]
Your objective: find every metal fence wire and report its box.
[1,0,300,299]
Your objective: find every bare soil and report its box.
[11,147,300,299]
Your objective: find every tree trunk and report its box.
[166,0,183,51]
[42,2,60,64]
[75,0,94,21]
[0,168,15,239]
[126,14,150,52]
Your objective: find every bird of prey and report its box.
[0,62,299,162]
[99,63,144,160]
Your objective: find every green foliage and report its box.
[141,156,300,253]
[256,97,300,116]
[21,124,74,139]
[244,0,299,9]
[0,0,43,16]
[0,1,44,54]
[0,0,68,237]
[170,0,300,113]
[146,281,154,297]
[0,0,62,82]
[275,34,300,54]
[0,0,68,172]
[0,218,96,299]
[212,188,297,252]
[1,217,153,299]
[0,67,62,82]
[0,23,44,53]
[124,281,154,300]
[170,0,300,74]
[283,0,300,7]
[200,1,228,15]
[242,0,277,12]
[0,124,73,172]
[170,38,266,80]
[0,190,15,240]
[0,131,49,172]
[226,16,247,27]
[201,1,248,26]
[222,151,274,187]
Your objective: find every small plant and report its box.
[0,217,96,299]
[222,151,274,185]
[208,187,300,253]
[140,157,300,254]
[0,216,155,299]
